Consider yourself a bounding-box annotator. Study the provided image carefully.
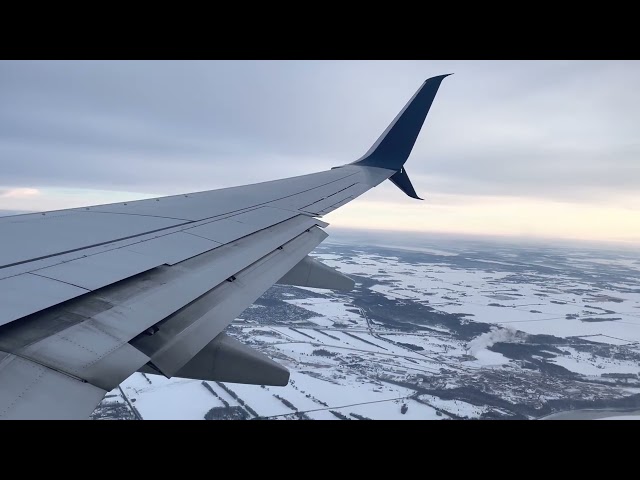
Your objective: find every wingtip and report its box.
[426,73,454,83]
[350,72,451,171]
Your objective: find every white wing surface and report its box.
[0,75,450,419]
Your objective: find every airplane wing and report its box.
[0,74,450,419]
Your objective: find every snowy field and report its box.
[92,237,640,420]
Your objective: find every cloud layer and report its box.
[1,60,639,242]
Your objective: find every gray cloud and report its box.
[1,60,639,203]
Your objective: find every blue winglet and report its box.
[352,74,451,171]
[350,74,451,199]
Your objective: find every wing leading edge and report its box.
[0,75,450,419]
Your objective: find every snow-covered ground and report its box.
[92,238,640,420]
[597,415,640,420]
[313,248,640,345]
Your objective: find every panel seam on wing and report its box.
[29,272,91,292]
[0,356,47,418]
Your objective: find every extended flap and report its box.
[277,255,354,291]
[155,333,290,386]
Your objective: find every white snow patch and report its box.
[332,398,443,420]
[552,347,640,376]
[472,349,510,366]
[418,394,489,419]
[596,415,640,420]
[121,375,223,420]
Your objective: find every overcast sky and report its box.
[1,60,639,244]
